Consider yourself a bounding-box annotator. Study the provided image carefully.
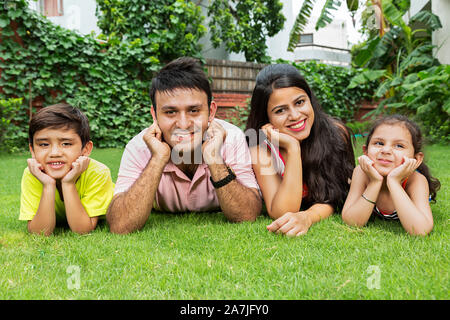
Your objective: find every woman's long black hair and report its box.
[365,115,440,201]
[246,64,355,211]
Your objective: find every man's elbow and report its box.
[228,200,261,223]
[106,212,134,235]
[108,222,134,235]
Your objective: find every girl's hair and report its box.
[365,114,441,201]
[246,64,355,211]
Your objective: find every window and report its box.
[41,0,64,17]
[299,33,313,44]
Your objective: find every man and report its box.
[107,57,262,234]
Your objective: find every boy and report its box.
[19,103,114,235]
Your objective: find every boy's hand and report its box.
[266,211,312,237]
[143,121,171,165]
[387,156,420,184]
[202,120,226,165]
[358,155,383,182]
[261,123,299,152]
[61,156,90,184]
[27,158,55,186]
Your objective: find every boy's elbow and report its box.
[27,221,54,236]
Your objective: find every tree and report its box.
[347,0,448,143]
[95,0,207,66]
[207,0,285,63]
[288,0,359,51]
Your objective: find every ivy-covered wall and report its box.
[0,1,204,150]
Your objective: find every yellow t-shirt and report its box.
[19,159,115,221]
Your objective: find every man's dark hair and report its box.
[29,103,91,148]
[150,57,212,110]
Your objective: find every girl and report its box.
[342,115,440,236]
[246,64,355,236]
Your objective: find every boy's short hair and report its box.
[29,103,91,148]
[150,57,212,110]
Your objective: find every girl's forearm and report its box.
[387,179,433,236]
[28,184,56,236]
[342,181,382,227]
[61,183,97,234]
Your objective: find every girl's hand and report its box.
[62,156,90,184]
[27,158,55,186]
[266,211,312,237]
[358,155,383,182]
[387,156,420,184]
[262,123,299,153]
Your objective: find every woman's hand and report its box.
[266,211,312,237]
[261,123,299,153]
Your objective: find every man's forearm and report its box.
[107,158,165,234]
[209,164,261,222]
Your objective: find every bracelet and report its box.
[361,194,376,205]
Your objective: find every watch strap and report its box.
[210,166,236,188]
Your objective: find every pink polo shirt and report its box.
[114,119,259,212]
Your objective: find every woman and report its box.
[246,64,355,236]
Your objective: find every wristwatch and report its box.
[210,166,236,188]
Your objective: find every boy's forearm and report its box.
[61,182,97,234]
[208,163,262,222]
[107,157,166,234]
[28,185,56,236]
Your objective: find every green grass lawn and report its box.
[0,141,448,299]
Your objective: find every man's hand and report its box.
[62,156,90,184]
[266,211,312,237]
[202,120,227,165]
[358,155,383,182]
[143,120,171,165]
[387,156,420,185]
[27,158,55,186]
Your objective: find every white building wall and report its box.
[29,0,101,35]
[432,0,450,64]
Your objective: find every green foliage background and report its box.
[0,0,207,150]
[0,1,378,153]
